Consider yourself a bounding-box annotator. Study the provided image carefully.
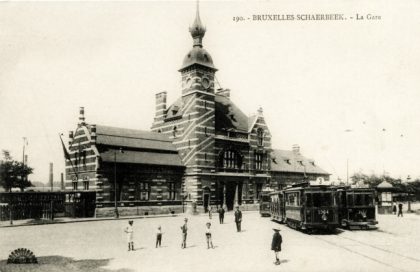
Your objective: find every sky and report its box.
[1,0,420,184]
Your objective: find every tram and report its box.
[269,178,339,232]
[269,190,284,222]
[259,187,274,217]
[283,181,339,231]
[336,187,378,229]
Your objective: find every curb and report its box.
[0,214,180,228]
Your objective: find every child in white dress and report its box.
[124,220,134,251]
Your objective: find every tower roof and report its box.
[189,0,206,47]
[180,1,216,72]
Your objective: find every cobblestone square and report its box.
[1,209,420,272]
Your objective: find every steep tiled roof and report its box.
[271,149,329,175]
[164,94,250,132]
[247,114,258,132]
[165,97,183,120]
[101,149,183,167]
[95,125,177,152]
[215,94,248,132]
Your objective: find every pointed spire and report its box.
[189,0,206,47]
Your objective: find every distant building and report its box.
[270,146,330,190]
[64,5,329,216]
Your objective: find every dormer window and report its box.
[257,128,264,146]
[285,159,291,164]
[172,105,179,115]
[298,160,304,166]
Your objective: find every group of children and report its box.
[123,218,215,251]
[124,216,282,266]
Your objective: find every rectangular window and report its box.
[168,183,177,200]
[72,182,78,190]
[83,181,89,190]
[255,153,263,170]
[286,192,300,206]
[139,182,150,201]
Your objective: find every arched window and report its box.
[257,128,264,146]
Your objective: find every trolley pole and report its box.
[346,159,349,185]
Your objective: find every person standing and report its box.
[392,204,397,215]
[205,222,214,249]
[271,228,282,265]
[180,218,188,249]
[124,220,134,251]
[156,226,163,248]
[234,206,242,232]
[398,202,403,217]
[218,207,225,224]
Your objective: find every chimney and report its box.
[90,124,97,143]
[216,88,230,99]
[78,107,85,125]
[257,106,263,116]
[155,92,167,121]
[60,173,64,190]
[68,131,74,146]
[292,144,300,155]
[49,163,53,191]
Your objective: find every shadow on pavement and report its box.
[307,228,345,235]
[0,255,133,272]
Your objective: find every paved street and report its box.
[1,209,420,272]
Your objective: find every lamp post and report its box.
[114,148,124,218]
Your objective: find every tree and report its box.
[0,150,33,192]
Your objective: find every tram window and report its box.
[366,194,374,206]
[306,193,313,206]
[347,194,353,206]
[355,194,364,206]
[286,193,299,206]
[312,193,332,207]
[261,195,271,202]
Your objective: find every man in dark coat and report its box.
[398,203,403,217]
[218,207,225,224]
[234,206,242,232]
[271,228,282,265]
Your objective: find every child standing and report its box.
[180,218,188,249]
[124,220,134,251]
[271,228,282,265]
[156,226,163,248]
[205,222,214,249]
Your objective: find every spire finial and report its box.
[189,0,206,47]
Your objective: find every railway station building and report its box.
[64,7,329,217]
